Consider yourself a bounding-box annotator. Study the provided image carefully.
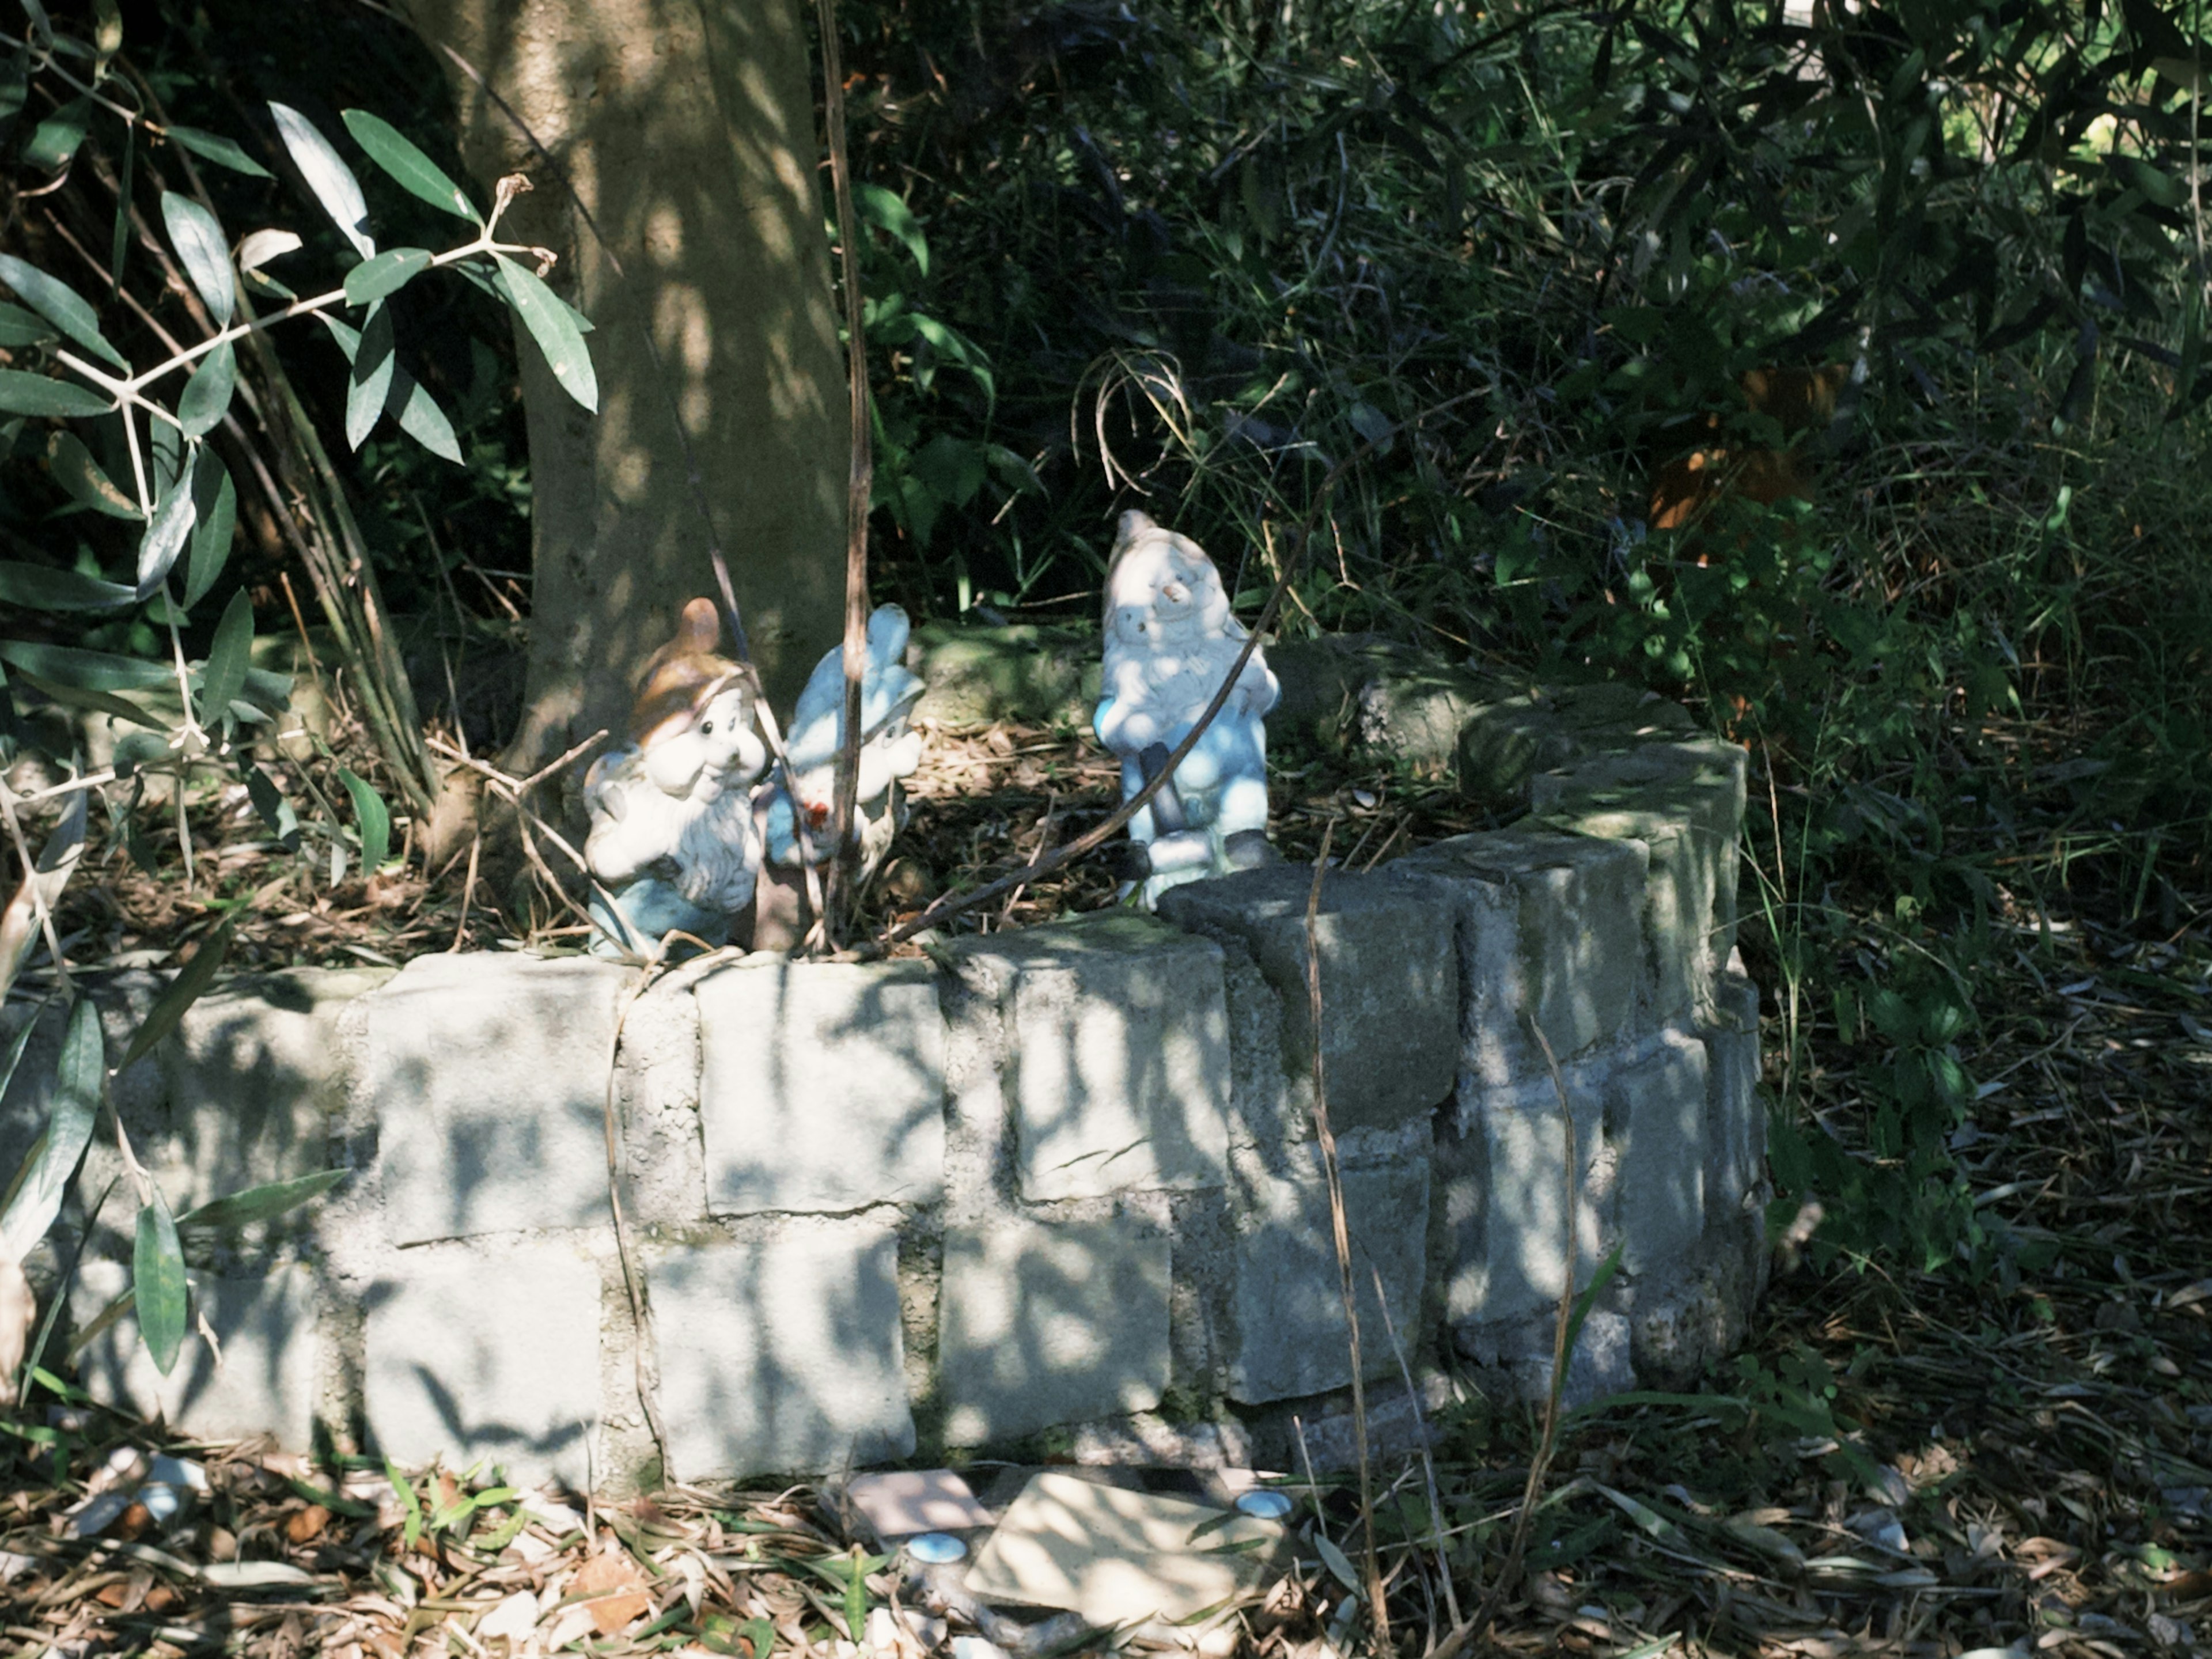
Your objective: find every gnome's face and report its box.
[641,684,765,798]
[1106,528,1230,650]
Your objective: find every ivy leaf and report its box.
[160,192,235,327]
[268,101,375,261]
[0,253,129,370]
[342,110,479,222]
[177,341,236,439]
[161,123,272,179]
[493,254,597,411]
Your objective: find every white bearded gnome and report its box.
[584,598,768,957]
[1094,509,1280,906]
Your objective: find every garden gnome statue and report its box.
[762,604,927,884]
[1094,509,1280,906]
[584,599,767,957]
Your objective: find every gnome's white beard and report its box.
[586,752,764,913]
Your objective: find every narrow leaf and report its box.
[108,120,133,295]
[342,110,479,222]
[0,995,103,1263]
[389,369,461,464]
[0,370,108,418]
[177,1167,342,1232]
[195,591,253,728]
[243,764,300,848]
[0,562,135,611]
[344,302,394,449]
[268,101,375,261]
[176,341,236,438]
[160,192,234,327]
[161,123,271,179]
[342,247,430,309]
[24,96,89,172]
[0,301,55,347]
[338,768,391,873]
[183,448,234,609]
[493,254,597,411]
[116,918,232,1076]
[236,228,301,272]
[0,252,128,369]
[133,1187,188,1374]
[134,470,199,599]
[47,430,141,519]
[9,664,164,730]
[0,639,172,691]
[0,788,86,1005]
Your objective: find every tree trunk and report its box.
[407,0,847,785]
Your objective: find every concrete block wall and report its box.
[1,716,1769,1490]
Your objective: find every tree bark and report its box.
[406,0,847,783]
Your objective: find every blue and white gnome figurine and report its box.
[1094,509,1281,906]
[583,598,768,957]
[762,604,927,883]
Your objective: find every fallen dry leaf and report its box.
[571,1547,652,1635]
[287,1503,331,1544]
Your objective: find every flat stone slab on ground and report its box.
[363,1243,601,1488]
[366,954,628,1245]
[938,1214,1173,1444]
[1160,865,1457,1135]
[1225,1154,1431,1403]
[651,1225,915,1480]
[73,1261,319,1446]
[695,959,945,1214]
[950,914,1233,1200]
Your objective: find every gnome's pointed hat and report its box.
[627,598,757,748]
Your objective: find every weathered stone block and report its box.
[155,968,388,1217]
[363,1243,600,1487]
[614,978,707,1228]
[910,622,1099,730]
[1531,738,1747,1021]
[365,954,628,1245]
[73,1261,319,1445]
[695,960,945,1215]
[949,914,1231,1200]
[652,1225,915,1479]
[1445,1067,1614,1329]
[1390,828,1646,1089]
[1160,866,1456,1136]
[1224,1155,1430,1404]
[1705,963,1764,1218]
[1606,1028,1708,1277]
[940,1215,1172,1444]
[1457,1306,1635,1410]
[1456,683,1695,806]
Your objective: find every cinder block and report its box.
[1457,1305,1635,1410]
[365,955,629,1245]
[1224,1156,1430,1404]
[652,1225,915,1479]
[949,914,1232,1200]
[363,1243,600,1487]
[940,1215,1172,1444]
[1530,738,1747,1022]
[1456,683,1695,805]
[1389,828,1646,1089]
[1159,866,1457,1135]
[1705,963,1764,1217]
[695,960,944,1215]
[1606,1028,1709,1277]
[1445,1067,1615,1330]
[157,968,388,1217]
[73,1261,319,1446]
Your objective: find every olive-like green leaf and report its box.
[134,1186,188,1374]
[115,916,232,1075]
[338,768,391,873]
[268,101,375,262]
[0,301,55,347]
[161,123,272,179]
[0,562,135,611]
[160,192,235,327]
[7,664,164,730]
[342,247,431,309]
[0,253,128,370]
[857,182,930,275]
[183,447,234,609]
[0,994,103,1263]
[47,430,141,519]
[196,590,253,727]
[236,229,302,272]
[177,1167,344,1232]
[0,371,109,418]
[493,253,597,411]
[177,341,236,439]
[135,469,199,599]
[317,312,459,463]
[243,764,300,849]
[0,639,172,692]
[341,110,479,222]
[344,302,395,450]
[24,96,89,172]
[108,120,134,294]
